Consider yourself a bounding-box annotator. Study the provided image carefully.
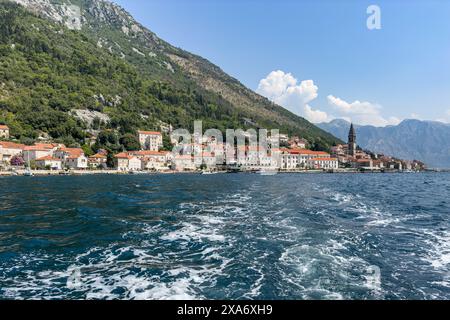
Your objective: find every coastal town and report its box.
[0,123,425,176]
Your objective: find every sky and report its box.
[113,0,450,126]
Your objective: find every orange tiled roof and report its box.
[23,146,52,151]
[138,130,161,135]
[34,143,59,149]
[59,147,84,157]
[0,125,9,130]
[282,148,330,156]
[131,150,168,156]
[310,157,337,161]
[89,153,107,159]
[36,156,61,161]
[0,141,25,150]
[115,152,131,159]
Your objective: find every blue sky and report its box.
[113,0,450,126]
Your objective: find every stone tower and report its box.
[348,123,356,157]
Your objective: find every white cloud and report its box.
[257,70,403,126]
[327,95,401,126]
[303,104,330,123]
[257,70,331,123]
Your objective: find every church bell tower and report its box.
[348,123,356,157]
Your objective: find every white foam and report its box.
[422,230,450,270]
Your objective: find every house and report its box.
[130,150,172,170]
[138,131,163,151]
[54,147,88,169]
[34,143,63,151]
[289,137,308,149]
[280,148,331,170]
[115,152,142,171]
[0,125,10,139]
[88,153,108,169]
[307,157,339,170]
[201,152,218,169]
[66,154,88,170]
[352,159,374,170]
[35,156,62,170]
[23,146,53,163]
[0,141,25,164]
[54,147,82,160]
[130,150,171,162]
[173,154,195,171]
[141,157,169,171]
[279,134,289,144]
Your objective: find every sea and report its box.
[0,172,449,300]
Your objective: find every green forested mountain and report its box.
[0,0,341,151]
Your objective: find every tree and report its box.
[106,151,115,169]
[10,155,24,166]
[81,144,94,157]
[161,133,174,151]
[120,133,140,151]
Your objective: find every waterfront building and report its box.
[138,131,163,151]
[307,157,339,170]
[0,125,10,139]
[201,152,218,169]
[115,152,142,171]
[173,154,195,171]
[280,148,331,170]
[130,150,172,170]
[88,153,108,169]
[35,156,62,170]
[0,141,25,164]
[54,147,88,169]
[131,150,171,162]
[23,145,53,163]
[66,154,88,170]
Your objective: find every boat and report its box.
[201,171,218,175]
[258,168,279,176]
[129,170,146,175]
[23,169,34,177]
[24,157,34,176]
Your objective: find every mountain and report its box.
[318,119,450,168]
[0,0,341,151]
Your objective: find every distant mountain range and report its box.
[318,119,450,168]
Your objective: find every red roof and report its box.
[59,147,84,158]
[89,153,107,159]
[138,131,161,135]
[36,156,61,162]
[0,125,9,130]
[0,141,25,150]
[23,146,51,151]
[131,150,168,156]
[114,152,135,160]
[282,148,330,156]
[34,143,59,149]
[310,157,338,161]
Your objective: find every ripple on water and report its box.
[0,173,449,299]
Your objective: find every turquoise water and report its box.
[0,173,449,300]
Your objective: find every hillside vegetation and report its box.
[0,1,341,152]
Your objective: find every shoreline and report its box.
[0,169,435,177]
